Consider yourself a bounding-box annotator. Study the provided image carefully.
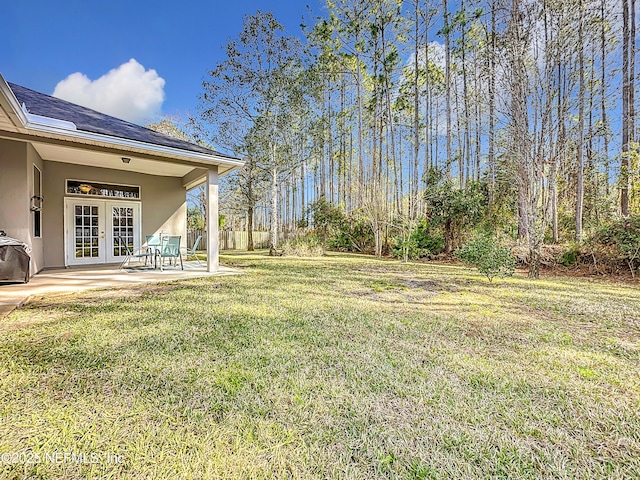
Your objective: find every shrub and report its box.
[327,211,375,253]
[511,244,565,268]
[455,234,516,282]
[280,234,324,257]
[590,216,640,276]
[558,244,581,267]
[391,219,444,261]
[423,167,488,253]
[306,199,375,253]
[412,219,445,255]
[307,198,346,242]
[391,237,428,261]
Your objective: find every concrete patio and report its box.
[0,261,240,318]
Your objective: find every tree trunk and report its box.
[455,74,464,188]
[474,57,481,182]
[550,160,559,243]
[444,0,453,181]
[528,242,541,279]
[321,82,327,199]
[587,42,597,221]
[576,0,585,242]
[542,1,558,244]
[622,0,630,216]
[509,0,531,246]
[517,190,530,242]
[301,160,305,224]
[247,205,254,251]
[601,0,610,195]
[356,25,364,209]
[412,3,420,219]
[375,226,383,257]
[444,218,454,254]
[555,54,565,244]
[460,1,471,188]
[328,88,334,204]
[630,0,636,203]
[269,164,278,256]
[424,11,432,170]
[379,11,399,216]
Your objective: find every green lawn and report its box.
[1,252,639,479]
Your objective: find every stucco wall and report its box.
[26,143,44,273]
[0,139,28,242]
[0,138,47,274]
[43,161,186,268]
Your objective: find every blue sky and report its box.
[2,0,316,124]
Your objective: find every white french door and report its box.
[65,198,141,266]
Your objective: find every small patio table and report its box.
[145,234,166,270]
[146,234,183,271]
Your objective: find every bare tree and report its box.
[621,0,631,216]
[575,0,585,241]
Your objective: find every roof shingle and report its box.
[8,82,235,160]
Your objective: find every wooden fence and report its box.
[187,230,271,251]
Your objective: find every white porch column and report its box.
[205,166,219,272]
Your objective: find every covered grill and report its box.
[0,232,31,283]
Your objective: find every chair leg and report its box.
[179,253,183,270]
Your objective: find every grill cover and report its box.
[0,236,31,283]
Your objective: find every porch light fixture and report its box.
[78,183,93,193]
[121,157,131,164]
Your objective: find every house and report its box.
[0,74,242,275]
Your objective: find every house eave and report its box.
[23,120,244,169]
[0,73,29,128]
[0,73,243,173]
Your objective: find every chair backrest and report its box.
[146,234,161,246]
[116,236,133,255]
[190,235,202,254]
[161,236,181,256]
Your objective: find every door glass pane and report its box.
[111,206,135,257]
[74,204,101,258]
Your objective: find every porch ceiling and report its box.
[32,142,194,177]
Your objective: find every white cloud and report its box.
[53,59,165,124]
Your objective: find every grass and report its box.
[0,251,639,479]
